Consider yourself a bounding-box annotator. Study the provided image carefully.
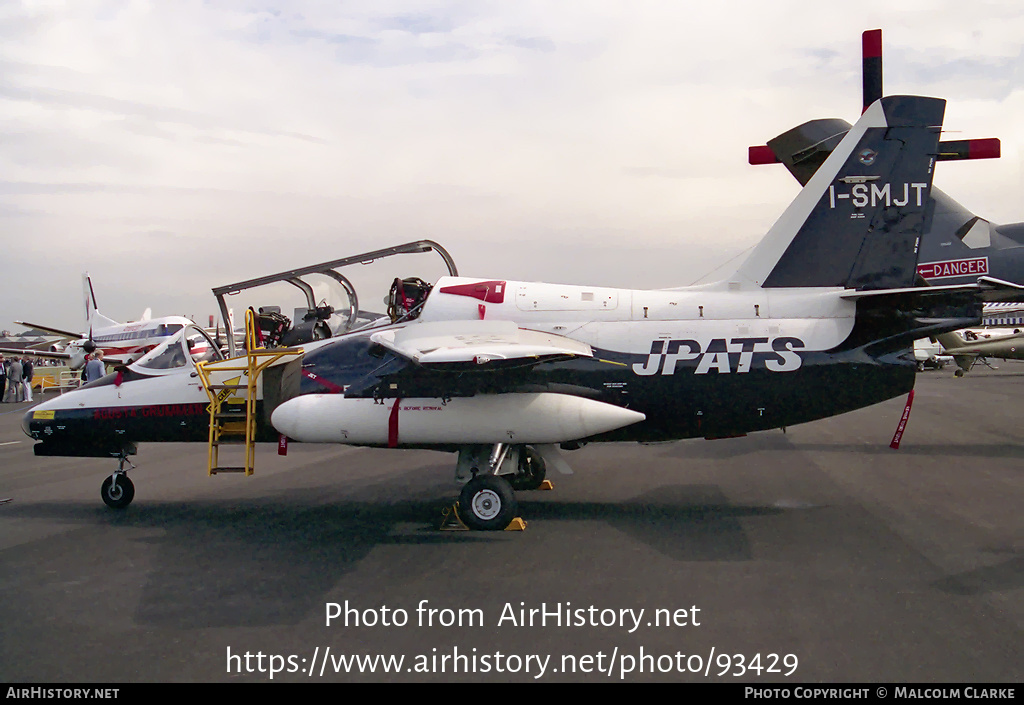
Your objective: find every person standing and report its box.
[84,350,106,383]
[0,356,6,402]
[22,357,33,402]
[4,356,23,402]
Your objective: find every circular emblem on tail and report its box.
[858,148,877,165]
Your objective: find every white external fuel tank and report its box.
[271,393,645,446]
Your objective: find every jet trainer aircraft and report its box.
[749,30,1024,290]
[22,94,1019,530]
[3,274,196,369]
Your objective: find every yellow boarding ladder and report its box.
[195,309,303,476]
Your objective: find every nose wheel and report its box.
[100,451,137,509]
[101,473,135,509]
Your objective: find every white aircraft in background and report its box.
[3,274,197,369]
[913,339,952,371]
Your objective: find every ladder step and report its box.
[199,340,269,477]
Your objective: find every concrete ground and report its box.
[1,362,1021,682]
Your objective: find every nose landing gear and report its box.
[100,452,136,509]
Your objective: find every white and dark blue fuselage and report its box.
[17,96,993,530]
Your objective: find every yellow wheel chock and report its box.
[439,503,527,531]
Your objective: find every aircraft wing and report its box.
[0,347,72,361]
[0,346,134,370]
[327,320,594,400]
[15,321,82,339]
[369,320,593,366]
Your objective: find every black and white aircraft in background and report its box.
[21,94,1020,530]
[749,30,1024,290]
[2,273,196,369]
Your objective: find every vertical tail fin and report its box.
[82,272,120,337]
[734,96,944,290]
[82,272,96,335]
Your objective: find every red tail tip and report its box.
[862,29,882,59]
[748,145,779,165]
[970,138,1001,160]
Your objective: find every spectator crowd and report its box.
[0,354,79,402]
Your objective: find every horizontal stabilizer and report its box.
[936,138,1000,161]
[840,276,1024,307]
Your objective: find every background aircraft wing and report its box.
[0,347,72,361]
[15,321,82,339]
[369,320,593,366]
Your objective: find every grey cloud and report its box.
[0,80,327,145]
[508,36,556,52]
[384,13,458,34]
[0,181,266,196]
[622,166,699,179]
[900,52,1024,101]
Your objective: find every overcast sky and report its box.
[2,1,1023,335]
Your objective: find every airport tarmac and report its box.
[1,363,1021,683]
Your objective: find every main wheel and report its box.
[101,474,135,509]
[459,475,517,531]
[510,446,547,491]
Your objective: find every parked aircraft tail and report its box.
[82,272,119,337]
[734,96,943,291]
[762,120,1024,288]
[747,29,1020,290]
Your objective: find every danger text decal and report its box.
[916,257,988,279]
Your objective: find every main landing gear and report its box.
[459,475,517,531]
[100,452,136,509]
[452,444,550,531]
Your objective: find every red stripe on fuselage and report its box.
[388,398,401,448]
